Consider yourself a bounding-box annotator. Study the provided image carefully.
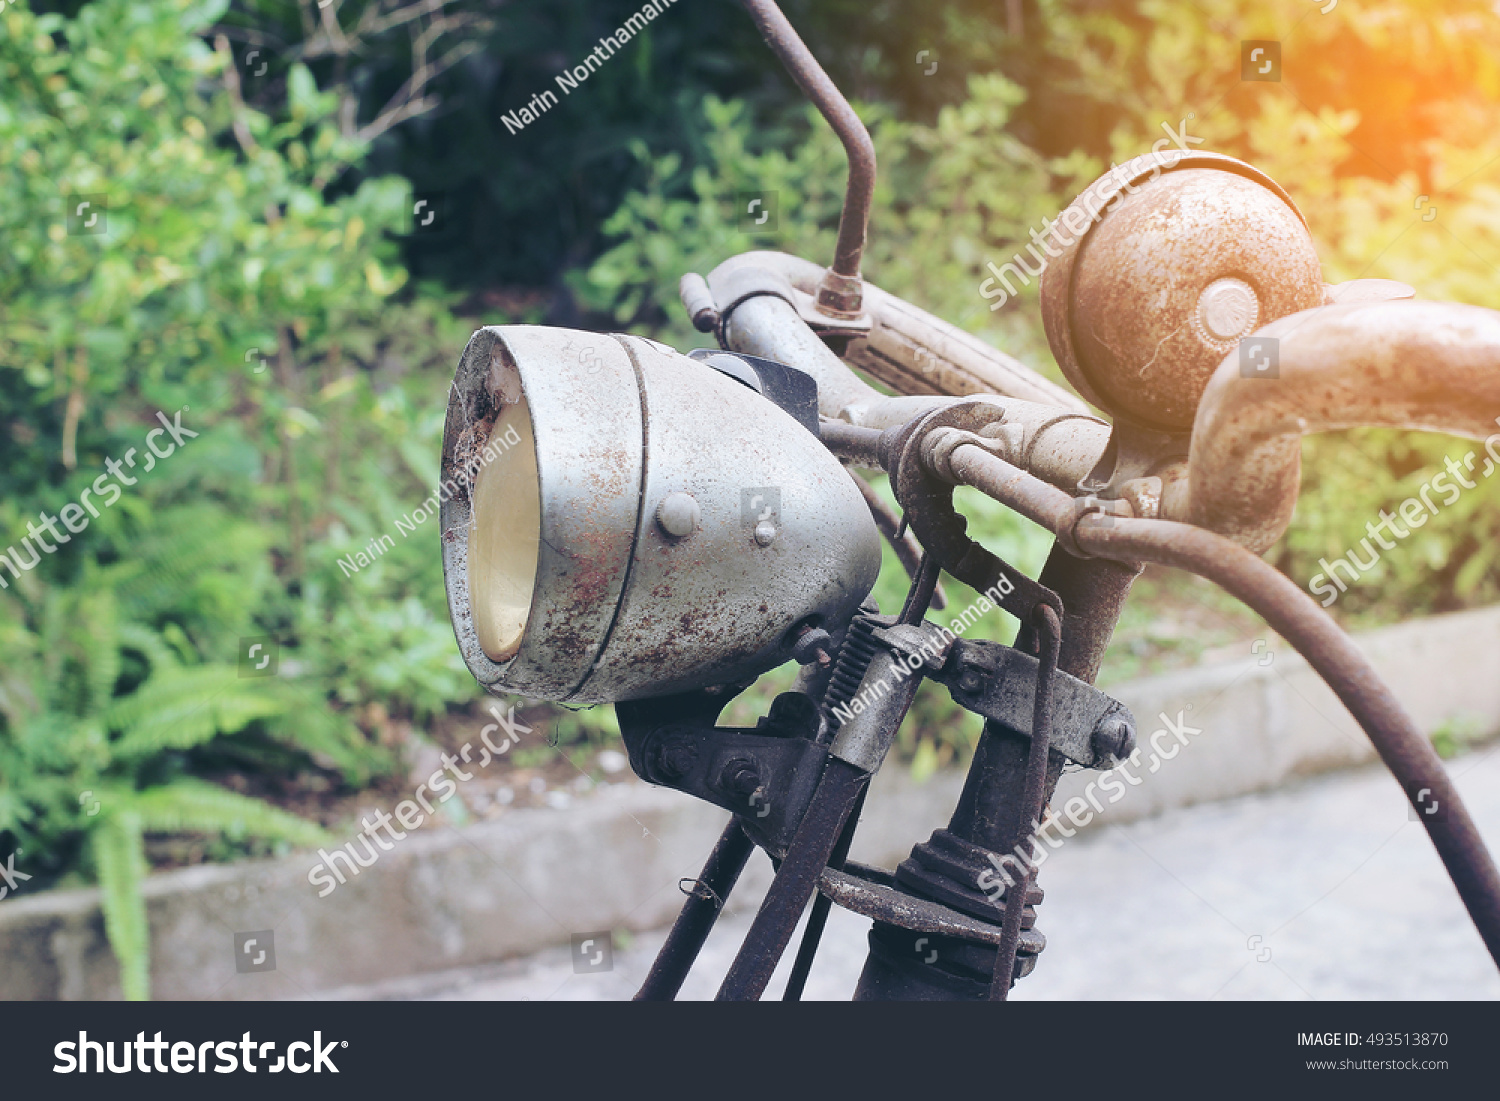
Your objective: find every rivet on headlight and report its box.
[656,492,701,537]
[754,520,777,547]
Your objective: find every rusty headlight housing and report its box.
[439,326,882,706]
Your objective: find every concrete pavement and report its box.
[330,744,1500,1001]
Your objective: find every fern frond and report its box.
[119,778,332,847]
[83,585,121,716]
[104,666,286,760]
[92,811,151,1001]
[115,623,181,677]
[113,507,270,627]
[260,686,392,786]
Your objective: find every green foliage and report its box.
[0,0,443,996]
[1432,716,1491,761]
[0,516,368,998]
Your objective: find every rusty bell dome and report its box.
[1041,151,1324,431]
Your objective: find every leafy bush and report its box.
[0,0,454,995]
[0,503,392,999]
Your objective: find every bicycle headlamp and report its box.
[439,326,882,705]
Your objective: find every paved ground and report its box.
[328,745,1500,1001]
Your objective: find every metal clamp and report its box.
[932,638,1135,768]
[695,260,873,352]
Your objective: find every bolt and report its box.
[1092,713,1136,762]
[959,670,983,692]
[754,520,777,546]
[720,758,761,798]
[653,739,698,783]
[791,627,833,666]
[656,492,700,538]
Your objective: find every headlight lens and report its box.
[469,394,541,662]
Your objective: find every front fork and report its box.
[853,550,1141,1000]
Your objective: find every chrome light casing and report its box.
[440,325,883,705]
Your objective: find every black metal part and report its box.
[716,755,871,1000]
[825,623,944,773]
[844,432,1081,999]
[990,603,1061,999]
[781,784,868,1001]
[885,401,1063,631]
[687,348,820,436]
[620,691,829,858]
[846,471,948,609]
[633,821,757,1001]
[791,626,834,666]
[715,553,942,1001]
[823,862,1044,953]
[932,637,1134,768]
[820,614,883,731]
[898,553,942,625]
[1014,544,1142,684]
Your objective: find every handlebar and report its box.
[715,253,1500,557]
[1178,299,1500,551]
[711,258,1500,969]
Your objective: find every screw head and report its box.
[753,520,777,546]
[720,758,761,798]
[656,492,700,538]
[1092,713,1136,762]
[653,738,698,782]
[791,628,833,665]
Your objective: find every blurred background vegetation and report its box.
[3,0,1499,994]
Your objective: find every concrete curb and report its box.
[3,606,1498,999]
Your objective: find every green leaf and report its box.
[119,779,331,847]
[92,811,151,1001]
[105,666,286,759]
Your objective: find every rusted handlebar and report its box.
[1176,300,1500,551]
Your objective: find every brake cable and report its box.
[946,443,1500,970]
